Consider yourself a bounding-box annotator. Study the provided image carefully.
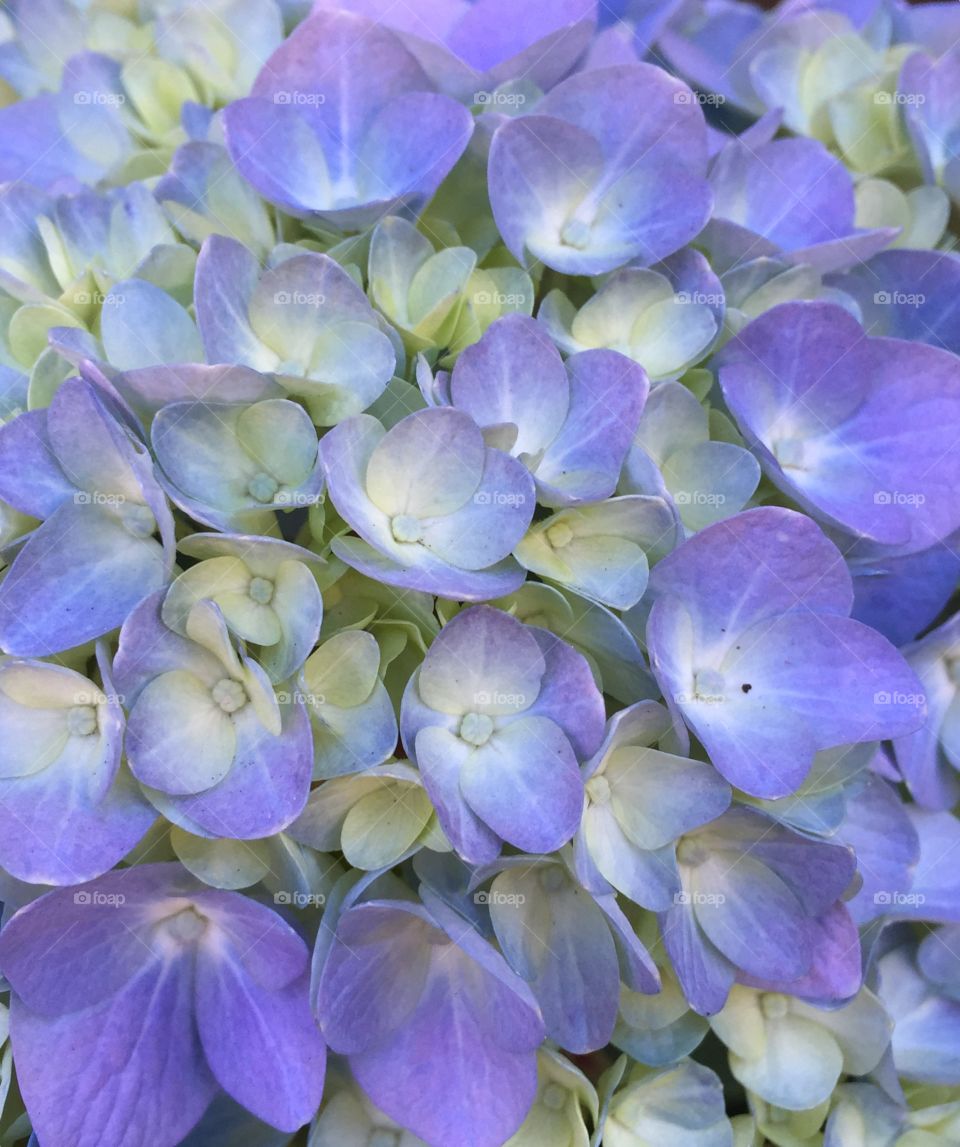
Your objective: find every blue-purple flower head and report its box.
[0,0,956,1143]
[223,9,474,230]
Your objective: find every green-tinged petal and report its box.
[302,630,381,710]
[340,781,433,869]
[170,827,271,890]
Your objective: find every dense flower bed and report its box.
[0,1,957,1144]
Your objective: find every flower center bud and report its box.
[212,678,247,714]
[459,711,494,747]
[773,437,806,470]
[390,514,423,544]
[368,1132,399,1147]
[67,704,98,737]
[693,668,725,702]
[676,837,709,868]
[586,774,611,805]
[248,472,279,503]
[248,576,274,605]
[120,503,156,539]
[761,993,789,1020]
[561,217,592,250]
[163,906,209,946]
[542,1083,568,1111]
[546,521,574,549]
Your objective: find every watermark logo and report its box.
[474,890,526,906]
[675,290,724,306]
[874,890,925,906]
[674,90,725,106]
[474,91,526,108]
[874,91,925,106]
[874,490,926,506]
[73,690,125,706]
[74,91,125,106]
[473,490,526,507]
[74,890,126,906]
[473,290,530,307]
[272,489,323,508]
[674,891,726,906]
[75,289,119,306]
[75,491,126,507]
[674,690,724,705]
[275,688,325,706]
[473,690,528,709]
[274,91,326,106]
[874,291,925,306]
[274,291,326,306]
[274,891,326,908]
[675,491,726,507]
[874,690,926,708]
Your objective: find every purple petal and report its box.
[225,11,472,225]
[0,503,168,656]
[460,715,584,852]
[691,852,813,981]
[320,900,543,1147]
[0,654,155,884]
[414,725,505,864]
[196,954,324,1132]
[490,65,711,274]
[419,448,535,569]
[315,901,434,1053]
[415,605,545,717]
[536,350,648,506]
[647,506,854,644]
[708,135,893,273]
[829,250,960,358]
[719,302,960,552]
[660,901,736,1017]
[489,865,619,1052]
[331,535,528,600]
[527,627,606,758]
[0,409,73,518]
[192,235,271,368]
[10,958,216,1147]
[149,698,313,839]
[449,314,571,458]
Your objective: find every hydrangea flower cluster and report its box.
[0,0,958,1144]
